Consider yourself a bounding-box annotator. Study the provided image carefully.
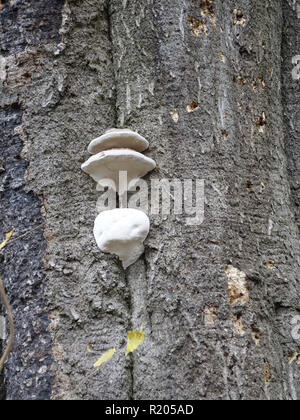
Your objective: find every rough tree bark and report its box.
[0,0,299,400]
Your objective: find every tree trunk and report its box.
[0,0,299,400]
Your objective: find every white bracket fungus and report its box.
[94,209,150,269]
[81,149,156,193]
[81,128,156,268]
[88,128,149,154]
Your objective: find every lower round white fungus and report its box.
[93,208,150,269]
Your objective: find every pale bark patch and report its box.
[233,315,246,336]
[0,56,6,83]
[256,112,267,134]
[186,101,200,113]
[264,361,271,384]
[204,307,217,327]
[264,260,276,270]
[233,9,246,27]
[289,351,300,367]
[49,311,77,400]
[170,109,179,124]
[251,326,261,346]
[187,16,208,37]
[225,266,250,306]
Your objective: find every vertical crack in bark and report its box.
[124,269,134,400]
[106,0,118,129]
[106,0,136,399]
[126,258,150,400]
[0,0,64,400]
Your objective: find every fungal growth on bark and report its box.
[94,208,150,269]
[88,128,149,154]
[81,149,156,193]
[81,129,156,268]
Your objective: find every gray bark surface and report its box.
[281,0,300,399]
[282,1,300,227]
[0,0,299,400]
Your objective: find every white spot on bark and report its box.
[179,8,185,40]
[204,307,217,327]
[57,73,65,93]
[218,97,225,127]
[138,92,143,109]
[186,102,200,113]
[264,260,275,270]
[233,9,246,27]
[119,111,125,127]
[291,316,300,344]
[289,349,300,365]
[137,76,143,109]
[0,55,7,83]
[225,266,249,306]
[268,218,274,236]
[220,52,226,63]
[197,77,202,102]
[0,316,6,340]
[38,366,48,375]
[126,83,131,114]
[170,109,179,124]
[233,315,246,336]
[148,81,155,96]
